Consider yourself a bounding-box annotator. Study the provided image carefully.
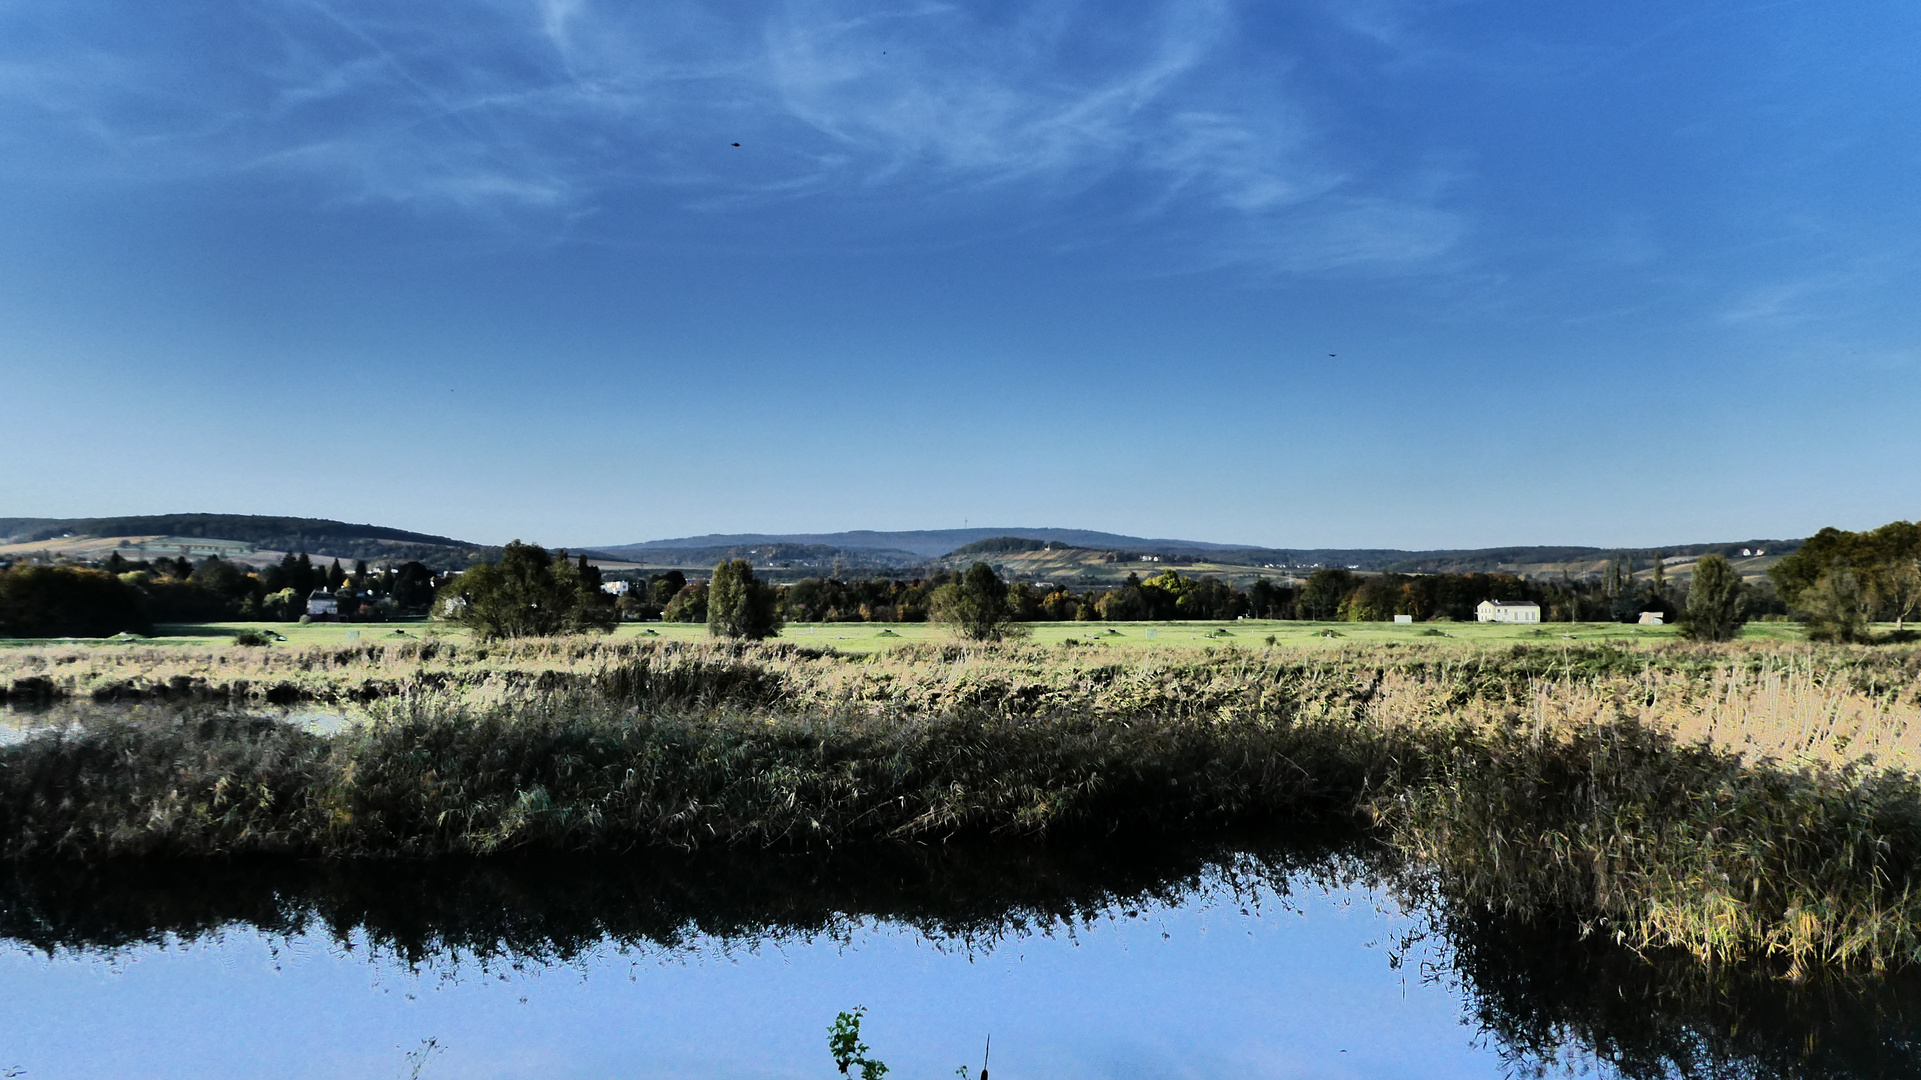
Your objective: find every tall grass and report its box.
[0,698,1388,858]
[1385,717,1921,977]
[5,637,1917,765]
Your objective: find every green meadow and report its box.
[0,616,1814,653]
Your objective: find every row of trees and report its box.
[441,551,1020,643]
[1768,519,1921,642]
[0,551,447,636]
[22,523,1911,645]
[0,566,152,637]
[441,550,1751,644]
[112,552,442,623]
[612,566,1697,628]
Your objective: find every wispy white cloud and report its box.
[0,0,1468,274]
[1717,273,1860,327]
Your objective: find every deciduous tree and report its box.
[0,566,151,637]
[1682,554,1746,642]
[440,541,616,639]
[662,582,708,623]
[707,559,783,640]
[1795,565,1868,643]
[930,562,1026,641]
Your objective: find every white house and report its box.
[1476,600,1540,624]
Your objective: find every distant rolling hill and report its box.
[1,514,1806,582]
[593,527,1803,580]
[587,542,926,573]
[0,514,493,569]
[593,527,1251,560]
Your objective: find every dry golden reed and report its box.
[5,635,1921,975]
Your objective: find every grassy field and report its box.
[0,615,1817,653]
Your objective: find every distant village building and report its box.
[114,536,257,561]
[1739,548,1767,557]
[1476,600,1541,624]
[601,581,629,596]
[306,589,339,619]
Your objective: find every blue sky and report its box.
[1,0,1915,549]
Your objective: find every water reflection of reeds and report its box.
[4,844,1920,1080]
[6,687,1921,975]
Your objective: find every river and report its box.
[1,840,1917,1080]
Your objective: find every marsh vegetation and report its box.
[2,636,1919,980]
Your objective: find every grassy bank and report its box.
[2,639,1920,974]
[3,635,1914,768]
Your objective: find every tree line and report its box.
[0,551,445,637]
[1768,519,1921,642]
[602,563,1759,628]
[15,522,1914,645]
[0,547,1760,640]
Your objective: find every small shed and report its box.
[1637,611,1665,625]
[306,589,339,618]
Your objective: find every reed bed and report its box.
[6,636,1919,762]
[3,637,1921,975]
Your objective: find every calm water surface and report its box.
[0,868,1501,1080]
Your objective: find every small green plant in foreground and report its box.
[402,1037,442,1080]
[832,1008,991,1080]
[829,1007,889,1080]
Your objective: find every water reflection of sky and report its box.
[0,880,1521,1080]
[0,703,359,746]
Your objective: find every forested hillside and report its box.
[0,515,490,568]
